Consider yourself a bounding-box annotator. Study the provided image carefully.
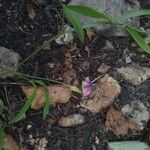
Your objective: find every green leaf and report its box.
[108,141,149,150]
[127,26,150,35]
[0,99,4,114]
[9,83,36,124]
[0,129,5,150]
[67,5,112,23]
[65,21,110,33]
[70,86,82,94]
[32,80,51,119]
[63,5,85,43]
[115,9,150,24]
[126,26,150,54]
[43,87,51,119]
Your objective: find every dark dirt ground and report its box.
[0,0,150,150]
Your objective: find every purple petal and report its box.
[82,77,92,97]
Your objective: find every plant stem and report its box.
[17,29,64,67]
[15,72,67,85]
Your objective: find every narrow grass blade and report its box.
[126,26,150,54]
[70,86,82,94]
[0,99,4,114]
[63,5,85,43]
[67,5,112,23]
[115,9,150,24]
[9,82,36,124]
[43,87,51,119]
[127,26,150,35]
[108,141,149,150]
[0,129,5,150]
[32,80,51,119]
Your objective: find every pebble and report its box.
[121,100,150,128]
[55,26,74,45]
[117,64,150,85]
[4,135,20,150]
[80,75,121,113]
[0,47,21,71]
[58,114,85,127]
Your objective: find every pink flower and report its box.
[82,77,92,97]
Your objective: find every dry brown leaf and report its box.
[22,85,72,109]
[27,5,36,20]
[86,29,96,40]
[105,107,140,136]
[84,46,90,58]
[104,40,114,49]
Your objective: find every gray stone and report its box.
[55,25,74,45]
[121,100,150,128]
[117,64,150,85]
[58,114,85,127]
[69,0,140,36]
[0,47,21,72]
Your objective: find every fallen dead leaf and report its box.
[86,29,96,40]
[22,85,72,109]
[105,107,140,136]
[27,5,36,20]
[80,75,121,113]
[4,135,20,150]
[84,46,90,58]
[104,40,114,49]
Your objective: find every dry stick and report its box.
[4,86,11,112]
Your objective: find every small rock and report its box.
[97,63,110,74]
[55,26,74,44]
[0,47,21,71]
[117,64,150,85]
[47,63,54,69]
[38,138,48,150]
[58,114,85,127]
[69,0,140,36]
[4,135,20,150]
[30,138,48,150]
[27,124,32,130]
[27,5,36,20]
[80,75,121,113]
[121,100,150,127]
[22,85,72,109]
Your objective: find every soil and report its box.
[0,0,150,150]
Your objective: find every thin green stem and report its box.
[17,29,64,68]
[14,72,67,85]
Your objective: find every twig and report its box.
[4,86,11,112]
